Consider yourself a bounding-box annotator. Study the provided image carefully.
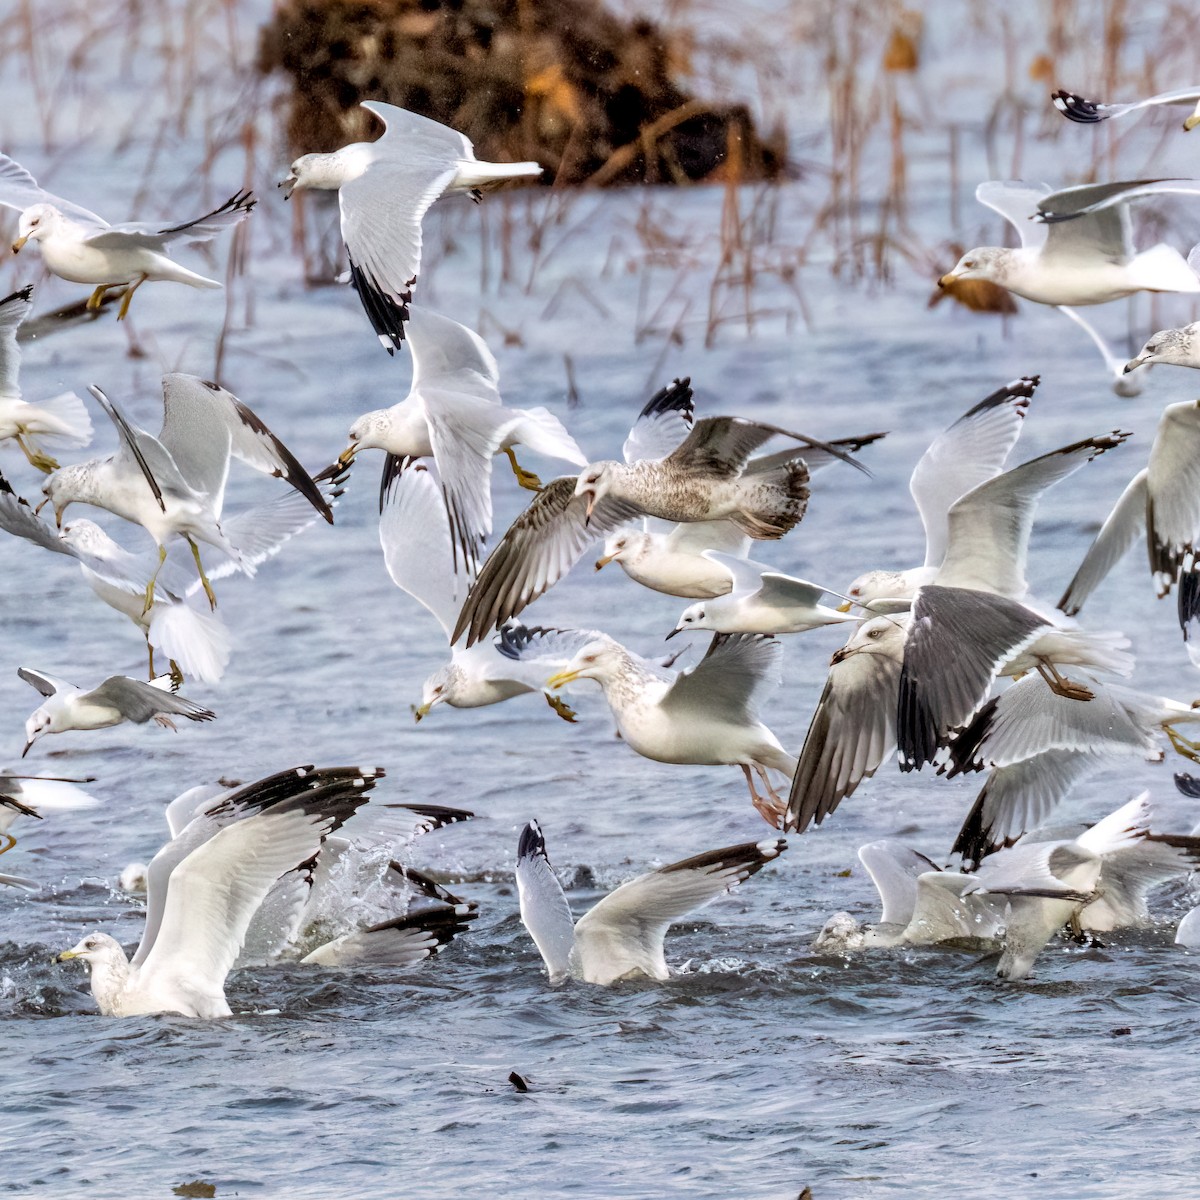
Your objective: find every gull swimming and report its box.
[19,666,215,756]
[1053,86,1200,130]
[540,632,797,825]
[279,100,541,353]
[845,375,1036,607]
[0,153,254,319]
[453,394,866,645]
[670,551,859,636]
[516,819,786,985]
[340,306,583,569]
[0,284,91,472]
[57,765,378,1017]
[42,373,333,609]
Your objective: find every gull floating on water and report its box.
[0,284,91,472]
[280,100,541,353]
[516,819,786,985]
[1053,86,1200,131]
[0,153,253,319]
[19,666,215,756]
[57,765,378,1017]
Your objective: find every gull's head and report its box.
[595,529,642,570]
[40,466,87,529]
[830,615,904,665]
[415,665,456,721]
[574,462,619,523]
[545,639,619,689]
[938,246,1007,288]
[341,411,390,464]
[279,153,339,198]
[1125,325,1196,373]
[59,518,116,558]
[14,203,60,252]
[670,602,712,638]
[842,569,909,611]
[22,706,54,757]
[118,863,149,894]
[57,931,124,968]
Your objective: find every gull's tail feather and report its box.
[147,602,233,684]
[1131,243,1200,294]
[25,391,93,452]
[508,407,587,466]
[730,459,810,540]
[454,161,543,190]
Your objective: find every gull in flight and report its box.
[515,819,786,985]
[0,772,97,880]
[1053,86,1200,130]
[340,307,583,571]
[0,153,253,319]
[541,632,797,825]
[279,100,541,353]
[0,284,91,472]
[57,765,379,1017]
[42,373,333,610]
[19,666,215,756]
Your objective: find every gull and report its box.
[376,456,580,723]
[0,284,91,472]
[57,765,378,1017]
[339,306,584,570]
[0,153,254,319]
[1053,86,1200,130]
[0,772,97,869]
[939,179,1200,306]
[279,100,541,353]
[42,373,333,610]
[670,550,859,636]
[19,666,215,756]
[1059,402,1200,616]
[845,375,1036,607]
[542,632,797,825]
[453,397,866,646]
[1125,321,1200,372]
[515,819,786,985]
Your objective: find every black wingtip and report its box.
[637,377,694,423]
[517,819,548,863]
[347,254,410,355]
[1052,90,1107,123]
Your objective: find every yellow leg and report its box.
[168,660,184,688]
[1167,725,1200,766]
[0,832,15,857]
[503,446,542,492]
[116,275,147,321]
[142,544,168,615]
[544,692,578,723]
[147,639,156,680]
[15,433,58,474]
[86,284,112,311]
[1035,661,1094,702]
[188,536,217,610]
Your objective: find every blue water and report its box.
[4,2,1200,1196]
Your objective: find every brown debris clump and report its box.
[256,0,786,187]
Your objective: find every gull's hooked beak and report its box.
[56,948,79,961]
[20,740,33,759]
[1123,355,1147,374]
[829,645,856,666]
[413,701,431,723]
[337,443,359,468]
[594,553,614,571]
[936,272,958,289]
[582,491,597,526]
[1184,115,1200,132]
[545,668,581,691]
[11,235,27,254]
[836,600,854,613]
[665,626,682,640]
[33,497,49,517]
[278,174,297,199]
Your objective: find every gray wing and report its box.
[515,821,575,982]
[660,633,781,722]
[744,432,887,479]
[451,476,642,645]
[1146,401,1200,595]
[407,306,501,396]
[0,284,32,396]
[622,378,694,463]
[1058,468,1147,616]
[0,154,107,227]
[0,471,76,557]
[88,385,176,514]
[301,903,477,968]
[1036,180,1145,263]
[784,626,905,832]
[158,374,331,522]
[93,191,254,249]
[17,666,70,698]
[968,841,1098,901]
[493,622,606,685]
[896,585,1047,772]
[1089,835,1200,928]
[857,840,940,927]
[362,100,473,158]
[909,376,1037,568]
[1054,87,1200,123]
[974,181,1052,250]
[936,432,1130,598]
[665,417,864,479]
[84,676,216,724]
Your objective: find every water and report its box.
[4,2,1200,1196]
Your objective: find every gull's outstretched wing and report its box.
[158,374,331,523]
[452,477,641,645]
[301,903,478,968]
[88,385,172,514]
[663,519,750,557]
[493,622,606,687]
[83,676,216,724]
[857,840,940,928]
[0,154,107,227]
[96,191,255,248]
[935,432,1130,598]
[0,472,75,557]
[622,378,694,464]
[407,306,500,397]
[1087,835,1200,928]
[362,100,474,158]
[573,838,786,984]
[1053,87,1200,124]
[661,633,781,723]
[1058,469,1147,616]
[0,284,31,397]
[1146,401,1200,595]
[665,417,865,480]
[974,181,1053,249]
[16,666,70,698]
[1036,180,1145,264]
[515,821,576,983]
[908,376,1037,568]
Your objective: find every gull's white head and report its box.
[60,519,119,559]
[1125,324,1198,373]
[279,153,344,198]
[118,863,149,894]
[22,705,55,758]
[414,663,459,721]
[341,410,391,464]
[13,203,63,252]
[831,615,906,665]
[938,246,1011,288]
[545,638,621,689]
[595,528,646,571]
[845,569,912,609]
[671,601,714,637]
[574,462,621,523]
[57,931,126,969]
[41,465,93,529]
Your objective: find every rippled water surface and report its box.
[5,3,1200,1197]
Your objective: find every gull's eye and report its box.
[867,628,882,640]
[963,259,976,269]
[84,939,97,950]
[583,654,597,664]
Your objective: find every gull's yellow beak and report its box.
[836,600,853,613]
[937,272,958,289]
[337,444,358,468]
[594,554,614,571]
[413,701,431,723]
[545,668,581,691]
[56,948,78,961]
[11,235,27,253]
[1184,114,1200,132]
